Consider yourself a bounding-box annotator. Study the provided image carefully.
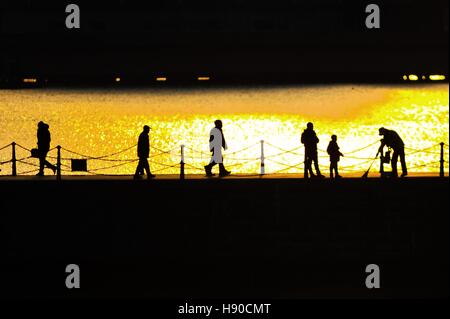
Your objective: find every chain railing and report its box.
[0,139,448,179]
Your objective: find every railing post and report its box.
[180,144,185,180]
[11,142,17,176]
[56,145,61,181]
[304,151,308,179]
[440,142,444,178]
[260,140,265,175]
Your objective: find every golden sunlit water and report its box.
[0,84,448,176]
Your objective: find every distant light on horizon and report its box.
[23,78,37,83]
[197,76,210,81]
[156,77,167,82]
[115,77,121,82]
[403,74,446,81]
[430,75,446,81]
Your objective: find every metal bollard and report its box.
[11,142,17,176]
[440,142,445,178]
[379,154,384,177]
[260,140,265,175]
[180,144,185,180]
[56,145,62,181]
[304,151,308,179]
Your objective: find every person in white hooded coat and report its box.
[204,120,231,177]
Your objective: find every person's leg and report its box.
[38,155,45,175]
[37,150,49,175]
[334,162,341,178]
[329,162,334,178]
[332,161,339,178]
[305,152,314,177]
[46,150,56,173]
[304,150,311,178]
[306,157,314,177]
[219,161,231,177]
[399,148,407,177]
[214,155,229,177]
[44,159,56,173]
[42,150,56,173]
[312,153,323,177]
[143,159,150,175]
[391,150,399,177]
[143,159,155,179]
[205,160,216,176]
[134,159,143,178]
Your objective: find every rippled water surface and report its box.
[0,84,448,175]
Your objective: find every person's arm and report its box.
[145,136,150,156]
[209,134,214,151]
[377,140,385,157]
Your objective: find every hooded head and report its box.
[306,122,314,130]
[331,134,337,141]
[38,121,49,130]
[214,120,223,129]
[379,127,387,136]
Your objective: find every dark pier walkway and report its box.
[0,172,447,182]
[0,175,448,298]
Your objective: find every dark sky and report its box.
[0,0,448,85]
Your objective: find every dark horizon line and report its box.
[1,72,448,89]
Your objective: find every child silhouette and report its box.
[326,135,344,179]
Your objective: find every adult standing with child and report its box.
[301,122,325,178]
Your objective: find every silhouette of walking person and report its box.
[301,122,324,178]
[204,120,231,177]
[134,125,155,180]
[36,121,56,176]
[327,134,344,179]
[378,127,408,177]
